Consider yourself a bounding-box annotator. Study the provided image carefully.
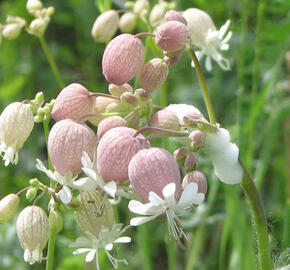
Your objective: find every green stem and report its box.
[39,36,65,89]
[189,48,272,269]
[43,119,57,270]
[187,48,216,125]
[138,225,152,270]
[239,159,272,270]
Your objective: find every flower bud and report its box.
[2,16,26,40]
[16,206,50,264]
[51,83,93,122]
[134,0,150,18]
[134,88,149,101]
[149,108,180,131]
[184,153,196,171]
[140,58,169,92]
[165,10,187,25]
[48,119,96,175]
[149,4,165,26]
[0,102,34,166]
[89,96,115,125]
[119,12,137,33]
[182,170,207,194]
[26,187,38,201]
[108,83,133,98]
[189,130,206,148]
[74,190,115,237]
[105,101,127,113]
[46,7,55,16]
[173,147,187,161]
[183,8,216,48]
[26,0,43,15]
[102,34,145,85]
[97,116,127,140]
[97,127,150,182]
[91,10,119,43]
[49,208,63,234]
[0,194,19,223]
[129,147,181,202]
[155,21,188,52]
[120,92,139,107]
[28,18,48,37]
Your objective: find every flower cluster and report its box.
[0,1,241,270]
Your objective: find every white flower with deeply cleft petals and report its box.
[128,182,204,246]
[70,224,131,270]
[183,8,232,71]
[36,158,97,204]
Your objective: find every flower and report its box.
[70,224,131,270]
[36,158,97,204]
[183,8,232,71]
[129,182,204,246]
[0,102,34,166]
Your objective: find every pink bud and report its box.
[97,116,127,140]
[134,88,149,101]
[102,34,145,85]
[140,58,169,92]
[173,147,187,161]
[97,127,150,182]
[184,153,196,170]
[129,147,181,202]
[155,21,188,52]
[149,108,180,131]
[51,83,93,122]
[165,10,187,25]
[120,92,139,107]
[164,46,185,66]
[188,130,206,148]
[182,170,207,194]
[108,83,133,97]
[48,119,96,175]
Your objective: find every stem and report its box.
[39,36,65,89]
[239,158,272,270]
[16,186,30,196]
[133,126,188,138]
[134,32,155,39]
[187,48,216,124]
[43,120,53,173]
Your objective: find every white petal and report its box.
[220,43,229,51]
[191,193,205,204]
[105,243,113,251]
[59,186,72,204]
[73,177,98,191]
[73,248,92,255]
[85,249,96,262]
[82,167,97,180]
[148,192,164,205]
[177,182,198,208]
[81,151,92,168]
[114,237,131,244]
[162,183,176,203]
[103,181,117,198]
[222,31,232,44]
[205,56,212,71]
[128,200,159,215]
[36,159,57,182]
[130,215,159,226]
[218,20,231,39]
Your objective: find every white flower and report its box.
[203,127,243,184]
[36,159,98,204]
[128,182,204,246]
[193,20,232,71]
[70,224,131,270]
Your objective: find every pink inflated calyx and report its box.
[129,147,182,202]
[182,170,207,194]
[48,119,96,175]
[97,127,150,182]
[155,21,188,52]
[149,108,180,131]
[51,83,93,122]
[97,116,127,140]
[102,34,145,85]
[165,10,187,25]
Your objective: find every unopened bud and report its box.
[34,92,44,106]
[149,109,180,131]
[2,16,25,40]
[165,10,187,25]
[109,83,133,98]
[26,0,43,15]
[134,0,150,17]
[29,178,40,187]
[74,190,115,237]
[140,58,169,92]
[26,187,38,201]
[134,88,149,101]
[46,7,55,16]
[189,130,206,148]
[28,18,48,37]
[16,206,50,264]
[173,147,187,161]
[120,92,139,107]
[182,170,207,194]
[49,208,63,233]
[92,10,119,43]
[97,116,127,140]
[149,4,165,26]
[105,101,127,113]
[0,194,19,223]
[184,153,196,171]
[119,12,137,33]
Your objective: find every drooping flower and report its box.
[182,170,208,194]
[0,193,20,223]
[16,206,50,265]
[183,8,232,71]
[0,102,34,166]
[97,116,127,140]
[70,224,131,270]
[149,108,181,131]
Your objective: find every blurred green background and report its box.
[0,0,289,269]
